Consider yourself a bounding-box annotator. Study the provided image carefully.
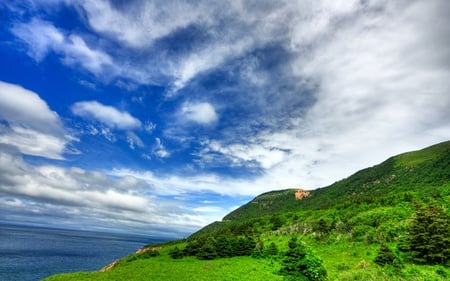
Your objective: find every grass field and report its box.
[43,239,449,281]
[43,256,284,281]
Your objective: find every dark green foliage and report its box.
[183,237,205,256]
[183,235,256,260]
[265,242,278,257]
[140,250,160,259]
[404,204,450,265]
[213,236,233,258]
[234,236,256,256]
[270,215,284,230]
[280,237,327,281]
[196,240,217,260]
[315,219,331,234]
[374,243,399,267]
[168,246,183,259]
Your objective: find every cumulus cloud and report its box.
[71,101,142,130]
[0,81,71,159]
[181,102,218,125]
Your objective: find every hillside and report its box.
[45,141,450,281]
[223,140,450,221]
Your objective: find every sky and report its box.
[0,0,449,238]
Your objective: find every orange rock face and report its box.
[295,189,310,200]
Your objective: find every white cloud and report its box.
[79,0,206,48]
[0,81,71,159]
[126,131,144,150]
[11,19,114,77]
[71,101,142,130]
[181,102,218,125]
[153,138,170,158]
[143,121,157,133]
[0,152,216,236]
[201,139,289,170]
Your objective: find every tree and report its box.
[280,237,327,281]
[169,246,184,259]
[214,236,232,258]
[270,215,284,230]
[197,240,217,260]
[265,242,279,257]
[405,204,450,264]
[374,243,402,269]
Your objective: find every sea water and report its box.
[0,224,164,281]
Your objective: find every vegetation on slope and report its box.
[45,141,450,281]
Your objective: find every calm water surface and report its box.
[0,225,164,281]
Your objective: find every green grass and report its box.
[43,240,449,281]
[395,141,450,167]
[43,256,284,281]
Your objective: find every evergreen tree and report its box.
[280,237,327,281]
[197,240,217,260]
[405,204,450,264]
[265,242,279,257]
[374,243,400,267]
[214,236,232,258]
[168,246,184,259]
[183,239,203,256]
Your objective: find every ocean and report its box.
[0,224,165,281]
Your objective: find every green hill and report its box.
[222,140,450,222]
[44,141,450,281]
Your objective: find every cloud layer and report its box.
[1,0,449,236]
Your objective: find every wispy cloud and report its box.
[71,101,142,130]
[11,19,114,77]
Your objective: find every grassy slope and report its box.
[44,141,450,281]
[44,256,283,281]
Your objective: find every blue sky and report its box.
[0,0,449,238]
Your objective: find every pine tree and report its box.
[265,242,279,256]
[169,246,184,259]
[214,236,232,257]
[374,243,396,266]
[406,204,450,264]
[197,240,217,260]
[280,237,327,281]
